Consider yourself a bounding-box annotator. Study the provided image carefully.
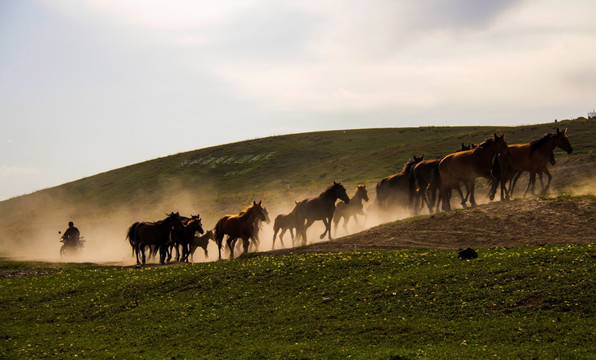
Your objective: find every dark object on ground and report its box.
[458,247,478,260]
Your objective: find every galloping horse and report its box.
[294,182,350,245]
[248,206,270,252]
[187,230,215,262]
[409,144,475,214]
[170,214,204,262]
[505,128,572,197]
[126,212,183,265]
[333,184,369,232]
[214,201,268,260]
[272,202,299,250]
[376,155,424,210]
[438,134,509,211]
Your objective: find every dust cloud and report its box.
[2,171,593,265]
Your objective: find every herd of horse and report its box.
[125,128,573,264]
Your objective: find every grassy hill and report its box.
[0,117,594,256]
[1,244,594,359]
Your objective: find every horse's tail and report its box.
[428,162,442,211]
[375,180,386,209]
[213,220,225,249]
[490,154,501,187]
[408,167,417,208]
[126,222,139,257]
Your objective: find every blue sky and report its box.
[1,0,595,200]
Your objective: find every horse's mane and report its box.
[399,159,418,175]
[320,183,339,197]
[476,137,497,149]
[238,204,255,216]
[530,132,553,152]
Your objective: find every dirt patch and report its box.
[0,269,52,278]
[264,197,596,255]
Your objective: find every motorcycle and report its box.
[59,231,85,257]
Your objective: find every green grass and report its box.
[2,244,595,359]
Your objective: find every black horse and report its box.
[294,182,350,245]
[126,212,183,265]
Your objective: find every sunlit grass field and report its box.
[2,243,594,359]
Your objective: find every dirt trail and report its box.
[265,197,596,255]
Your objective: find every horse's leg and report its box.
[326,216,333,240]
[468,180,477,207]
[440,181,451,212]
[302,218,314,245]
[227,237,236,260]
[135,242,141,265]
[488,174,499,201]
[510,171,523,198]
[523,171,536,197]
[541,168,552,194]
[141,245,147,265]
[343,214,350,232]
[454,183,466,208]
[242,237,250,256]
[278,228,286,247]
[320,218,330,240]
[272,228,279,250]
[353,213,361,229]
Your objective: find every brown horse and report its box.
[376,155,424,211]
[438,134,509,211]
[248,206,270,252]
[214,201,268,260]
[126,212,183,265]
[186,230,215,262]
[409,144,475,214]
[333,184,369,232]
[170,214,204,262]
[272,202,299,250]
[294,182,350,245]
[505,128,572,197]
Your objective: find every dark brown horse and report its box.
[504,128,572,197]
[376,155,424,211]
[294,182,350,245]
[126,212,183,265]
[272,202,299,250]
[438,134,509,211]
[333,184,369,232]
[214,201,268,260]
[170,214,204,262]
[409,144,475,214]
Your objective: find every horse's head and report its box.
[165,211,183,230]
[459,143,477,152]
[404,155,424,173]
[251,201,269,223]
[356,185,369,202]
[555,128,573,154]
[332,181,350,204]
[189,214,204,234]
[492,133,509,155]
[262,206,271,224]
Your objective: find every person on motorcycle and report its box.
[61,221,81,246]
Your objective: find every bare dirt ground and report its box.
[265,155,596,256]
[266,197,596,256]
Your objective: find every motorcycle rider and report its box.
[61,221,81,246]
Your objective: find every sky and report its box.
[1,0,595,201]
